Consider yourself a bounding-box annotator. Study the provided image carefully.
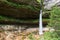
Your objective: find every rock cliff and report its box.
[0,0,39,19]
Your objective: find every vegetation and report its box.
[48,7,60,29]
[28,32,60,40]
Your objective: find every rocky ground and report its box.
[0,29,39,40]
[0,25,55,40]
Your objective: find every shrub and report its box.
[28,32,59,40]
[48,7,60,29]
[48,6,60,36]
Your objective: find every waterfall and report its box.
[39,10,43,35]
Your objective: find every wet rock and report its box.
[44,0,60,10]
[0,25,21,31]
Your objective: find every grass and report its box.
[43,32,59,40]
[28,32,60,40]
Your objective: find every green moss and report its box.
[0,15,49,23]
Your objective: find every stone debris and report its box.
[0,27,55,40]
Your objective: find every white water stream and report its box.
[39,10,43,35]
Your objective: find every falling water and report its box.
[39,10,43,35]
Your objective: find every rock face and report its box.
[7,0,39,7]
[0,0,60,19]
[44,0,60,10]
[1,0,60,24]
[8,0,60,10]
[0,1,39,19]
